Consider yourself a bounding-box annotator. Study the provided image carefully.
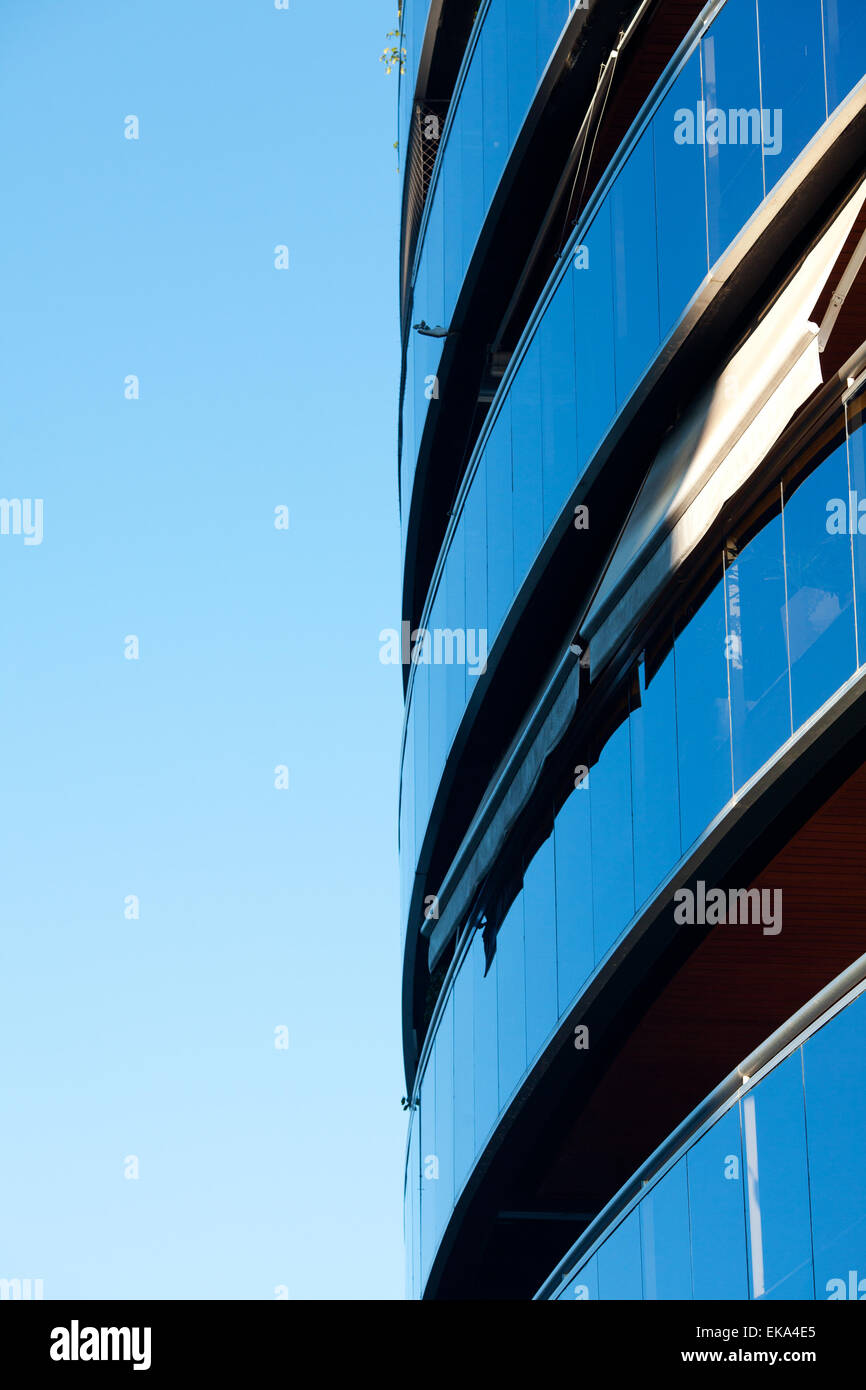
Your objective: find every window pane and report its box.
[574,204,617,471]
[434,997,455,1243]
[511,338,544,590]
[631,650,681,908]
[485,403,515,641]
[419,1048,437,1285]
[701,0,764,267]
[824,0,866,113]
[554,784,594,1014]
[496,893,527,1108]
[687,1105,748,1298]
[803,991,866,1300]
[783,434,856,732]
[482,5,509,202]
[540,273,578,535]
[460,59,485,289]
[675,572,733,848]
[472,927,499,1152]
[464,458,489,687]
[427,584,449,791]
[726,506,792,789]
[524,832,558,1062]
[590,717,635,961]
[445,518,467,748]
[505,0,537,146]
[654,50,709,339]
[641,1161,692,1300]
[757,0,825,189]
[846,386,866,661]
[453,958,475,1192]
[742,1052,813,1299]
[611,126,660,405]
[597,1211,643,1299]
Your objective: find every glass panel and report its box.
[511,337,544,590]
[803,991,866,1300]
[505,0,538,146]
[824,0,866,114]
[464,457,489,689]
[741,1051,813,1300]
[641,1161,692,1300]
[445,518,467,747]
[441,120,463,321]
[472,926,499,1152]
[414,662,430,852]
[687,1104,749,1298]
[482,4,510,204]
[453,955,475,1193]
[554,784,594,1015]
[536,0,569,66]
[653,49,709,339]
[540,272,579,535]
[611,126,660,405]
[846,386,866,661]
[631,649,681,909]
[434,996,455,1242]
[590,717,635,961]
[419,1048,437,1285]
[496,892,527,1108]
[574,204,617,471]
[726,503,792,789]
[406,1114,421,1298]
[757,0,825,189]
[427,583,449,791]
[783,430,856,732]
[674,571,733,849]
[460,58,486,278]
[701,0,764,267]
[486,402,515,641]
[524,832,558,1063]
[597,1211,643,1299]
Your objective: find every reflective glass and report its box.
[536,1,569,66]
[523,832,558,1062]
[453,955,476,1191]
[640,1161,692,1300]
[511,337,544,589]
[406,1115,421,1297]
[726,506,792,789]
[783,435,856,732]
[482,4,510,203]
[741,1052,813,1299]
[464,455,489,682]
[803,992,866,1300]
[630,650,681,908]
[419,1047,437,1284]
[590,717,635,960]
[505,0,538,147]
[653,49,709,338]
[757,0,826,189]
[445,517,467,746]
[496,892,527,1107]
[540,272,579,535]
[701,0,764,267]
[434,996,455,1241]
[824,0,866,113]
[597,1211,643,1299]
[427,584,449,790]
[846,387,866,661]
[414,661,430,852]
[611,126,660,405]
[486,403,515,640]
[460,58,486,278]
[554,784,594,1014]
[687,1104,748,1298]
[674,572,733,849]
[472,927,499,1151]
[574,204,617,471]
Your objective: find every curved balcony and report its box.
[399,0,578,552]
[538,973,866,1300]
[404,372,866,1295]
[399,0,866,946]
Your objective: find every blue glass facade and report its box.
[398,0,866,939]
[398,0,866,1300]
[548,989,866,1300]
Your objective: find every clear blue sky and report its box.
[0,0,406,1299]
